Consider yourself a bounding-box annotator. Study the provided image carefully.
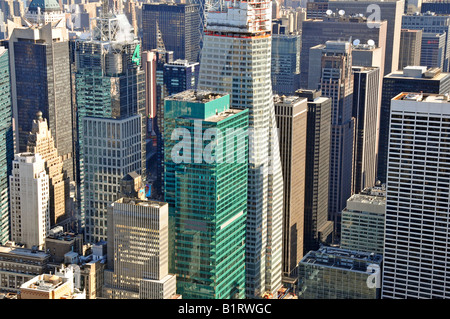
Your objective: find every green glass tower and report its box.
[0,47,13,244]
[164,90,248,299]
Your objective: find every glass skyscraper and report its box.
[73,10,146,242]
[198,0,285,298]
[0,46,13,245]
[164,90,248,299]
[142,3,200,63]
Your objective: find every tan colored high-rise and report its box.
[399,29,422,70]
[27,111,68,226]
[274,95,308,282]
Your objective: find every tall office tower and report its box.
[352,43,385,166]
[198,1,285,298]
[164,91,248,299]
[143,51,157,139]
[163,59,199,97]
[341,185,385,254]
[82,115,143,244]
[308,41,355,238]
[382,92,450,299]
[313,0,404,76]
[352,66,380,194]
[73,10,146,242]
[420,32,446,70]
[27,112,69,228]
[142,3,200,63]
[377,66,450,183]
[295,89,333,254]
[271,24,301,95]
[402,12,450,71]
[0,47,12,245]
[103,175,178,299]
[399,29,422,70]
[151,49,174,198]
[9,153,49,249]
[274,95,308,283]
[298,247,383,299]
[7,0,74,182]
[300,14,387,89]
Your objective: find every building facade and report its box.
[301,15,387,89]
[9,153,49,249]
[295,89,333,254]
[382,92,450,299]
[0,46,12,245]
[198,1,285,297]
[142,3,200,63]
[378,66,450,183]
[164,91,248,299]
[73,11,146,240]
[352,66,380,194]
[399,29,422,70]
[298,246,382,299]
[103,197,177,299]
[8,0,74,181]
[341,186,385,255]
[309,41,355,238]
[274,95,307,282]
[27,113,69,227]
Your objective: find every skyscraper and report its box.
[295,89,333,254]
[7,0,75,181]
[142,3,200,63]
[420,32,446,70]
[378,66,450,183]
[308,41,355,238]
[402,12,450,72]
[274,95,308,282]
[306,0,404,76]
[0,46,13,245]
[103,174,178,299]
[198,1,285,297]
[300,14,387,89]
[9,153,49,249]
[163,59,199,97]
[271,24,301,95]
[27,112,69,227]
[382,92,450,299]
[399,29,422,70]
[164,90,248,299]
[73,9,146,242]
[352,66,380,194]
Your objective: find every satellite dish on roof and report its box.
[338,9,345,16]
[367,39,375,46]
[326,9,333,15]
[353,39,360,46]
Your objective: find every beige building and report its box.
[274,95,308,283]
[27,112,69,226]
[399,29,422,70]
[9,153,50,249]
[103,175,178,299]
[20,265,85,299]
[0,243,50,293]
